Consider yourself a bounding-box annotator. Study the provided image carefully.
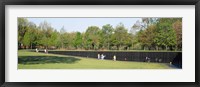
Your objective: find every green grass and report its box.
[18,50,174,69]
[49,49,182,52]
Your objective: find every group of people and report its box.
[35,48,48,54]
[145,57,151,62]
[155,58,162,62]
[97,54,117,61]
[97,54,105,60]
[145,57,163,63]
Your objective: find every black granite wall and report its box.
[46,51,182,68]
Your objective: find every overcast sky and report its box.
[27,17,142,32]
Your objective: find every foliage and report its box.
[85,26,101,50]
[173,20,182,50]
[18,18,182,51]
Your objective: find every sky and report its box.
[27,18,142,33]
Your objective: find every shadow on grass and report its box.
[18,56,81,64]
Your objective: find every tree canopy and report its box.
[18,18,182,51]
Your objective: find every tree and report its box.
[73,32,83,49]
[18,18,29,49]
[18,20,37,49]
[138,25,157,50]
[22,29,31,48]
[57,27,72,49]
[18,17,181,51]
[101,24,114,50]
[85,26,101,50]
[154,18,177,50]
[67,32,76,49]
[59,26,67,49]
[49,30,59,48]
[173,20,182,50]
[142,18,158,29]
[38,21,54,49]
[130,20,142,35]
[111,23,128,50]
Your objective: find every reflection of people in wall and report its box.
[113,55,116,61]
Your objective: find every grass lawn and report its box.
[18,50,173,69]
[49,49,181,52]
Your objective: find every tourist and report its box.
[113,55,116,61]
[35,48,38,52]
[44,49,46,53]
[145,57,148,62]
[145,57,151,62]
[101,54,105,60]
[44,49,48,54]
[97,54,100,59]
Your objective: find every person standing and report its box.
[36,48,38,52]
[44,49,48,54]
[97,54,100,59]
[113,55,116,61]
[101,54,105,60]
[44,49,46,53]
